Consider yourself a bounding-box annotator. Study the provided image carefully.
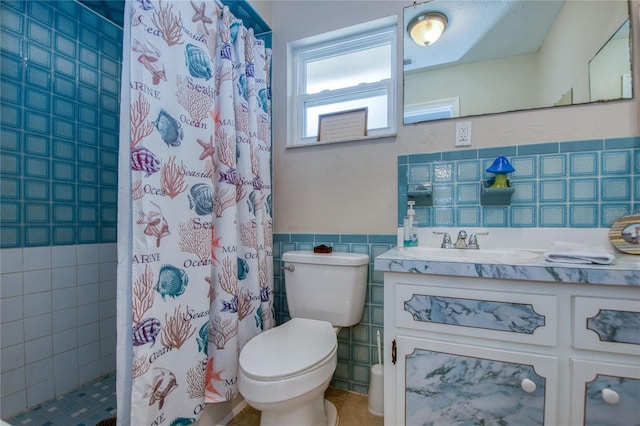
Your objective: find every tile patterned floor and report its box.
[4,373,116,426]
[5,375,381,426]
[227,387,384,426]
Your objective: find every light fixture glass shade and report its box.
[408,12,447,46]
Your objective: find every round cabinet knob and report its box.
[602,388,620,405]
[521,378,537,393]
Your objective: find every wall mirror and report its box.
[403,0,633,124]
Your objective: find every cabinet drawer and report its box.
[573,297,640,356]
[570,359,640,426]
[396,283,557,346]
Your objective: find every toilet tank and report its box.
[282,251,369,327]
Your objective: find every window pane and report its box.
[305,44,391,94]
[304,90,389,138]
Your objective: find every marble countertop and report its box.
[374,247,640,286]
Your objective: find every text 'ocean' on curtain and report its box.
[118,1,273,423]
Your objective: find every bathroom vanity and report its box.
[375,246,640,426]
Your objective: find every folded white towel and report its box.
[544,241,615,265]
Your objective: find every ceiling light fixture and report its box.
[407,12,448,46]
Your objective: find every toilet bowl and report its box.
[238,318,339,426]
[238,251,369,426]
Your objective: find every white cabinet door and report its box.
[571,359,640,426]
[394,336,558,426]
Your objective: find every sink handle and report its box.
[433,232,453,248]
[468,232,489,249]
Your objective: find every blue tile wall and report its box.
[0,0,122,248]
[399,137,639,229]
[273,233,395,394]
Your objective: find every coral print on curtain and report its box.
[120,0,273,424]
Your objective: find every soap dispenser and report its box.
[403,201,419,247]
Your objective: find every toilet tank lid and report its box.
[282,251,369,266]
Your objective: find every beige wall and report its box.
[258,0,639,235]
[248,0,272,29]
[538,0,630,105]
[405,53,541,116]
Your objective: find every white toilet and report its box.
[238,250,369,426]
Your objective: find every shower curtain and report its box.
[117,1,273,423]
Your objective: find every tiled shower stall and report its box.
[0,0,121,418]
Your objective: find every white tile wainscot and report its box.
[375,248,640,426]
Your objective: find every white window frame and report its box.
[287,16,398,147]
[404,97,460,124]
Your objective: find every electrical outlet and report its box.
[455,122,472,147]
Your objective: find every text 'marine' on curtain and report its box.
[121,0,273,423]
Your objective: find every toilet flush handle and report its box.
[282,265,295,272]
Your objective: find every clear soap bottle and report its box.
[403,201,418,247]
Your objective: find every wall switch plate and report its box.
[455,122,472,146]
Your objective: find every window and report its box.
[288,17,398,146]
[404,98,460,124]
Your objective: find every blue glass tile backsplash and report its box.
[0,0,122,248]
[399,137,639,229]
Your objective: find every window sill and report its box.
[286,131,397,149]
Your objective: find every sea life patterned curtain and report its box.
[117,0,273,423]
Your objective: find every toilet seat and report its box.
[240,318,337,380]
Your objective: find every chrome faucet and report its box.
[434,230,488,249]
[454,230,468,248]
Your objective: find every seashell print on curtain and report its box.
[118,1,273,423]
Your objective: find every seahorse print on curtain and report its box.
[120,0,273,423]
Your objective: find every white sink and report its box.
[397,247,540,263]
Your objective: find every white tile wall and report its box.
[1,367,25,397]
[52,308,77,333]
[52,287,76,311]
[0,272,23,298]
[52,245,77,268]
[52,266,77,290]
[24,336,52,365]
[53,329,77,354]
[23,269,51,294]
[24,293,51,317]
[23,247,51,271]
[26,359,52,387]
[26,380,54,407]
[77,244,99,265]
[78,322,100,346]
[24,314,52,341]
[0,344,24,373]
[1,297,23,323]
[0,243,117,419]
[78,264,100,285]
[77,283,99,305]
[1,320,24,348]
[54,369,78,395]
[1,249,23,274]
